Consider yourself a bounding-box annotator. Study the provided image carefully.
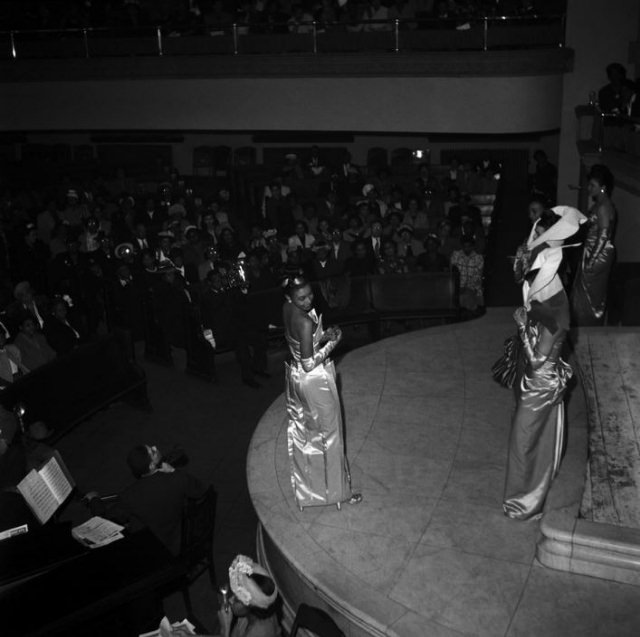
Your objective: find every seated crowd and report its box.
[0,147,494,390]
[1,0,563,34]
[0,147,500,634]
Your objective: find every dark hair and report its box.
[284,275,308,294]
[606,62,626,80]
[424,233,440,248]
[528,195,548,209]
[588,164,614,196]
[295,220,308,233]
[127,445,151,478]
[460,234,476,245]
[18,313,36,328]
[537,209,561,232]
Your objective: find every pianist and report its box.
[86,443,206,555]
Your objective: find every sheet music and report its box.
[72,516,124,548]
[17,471,59,524]
[39,456,73,504]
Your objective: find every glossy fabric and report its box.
[285,313,351,508]
[503,324,572,520]
[571,212,615,326]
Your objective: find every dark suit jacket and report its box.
[199,287,239,347]
[310,255,343,281]
[329,240,351,267]
[598,84,623,114]
[117,470,206,556]
[135,210,167,237]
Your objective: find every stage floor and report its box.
[247,309,640,637]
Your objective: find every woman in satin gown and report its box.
[571,164,616,326]
[283,276,361,511]
[503,206,585,521]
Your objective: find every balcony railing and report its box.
[2,15,565,60]
[575,104,640,159]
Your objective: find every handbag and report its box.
[491,333,522,389]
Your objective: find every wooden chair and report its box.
[179,486,218,618]
[289,603,345,637]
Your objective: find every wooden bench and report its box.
[143,272,459,382]
[248,271,460,335]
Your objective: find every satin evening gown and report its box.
[571,209,615,326]
[503,322,572,520]
[284,311,352,509]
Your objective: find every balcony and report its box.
[0,15,571,81]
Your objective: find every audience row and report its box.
[2,0,563,33]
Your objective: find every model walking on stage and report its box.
[503,206,586,521]
[571,164,616,326]
[283,276,361,511]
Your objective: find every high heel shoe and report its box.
[336,493,362,510]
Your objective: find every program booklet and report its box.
[16,452,74,524]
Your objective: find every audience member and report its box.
[377,239,407,274]
[306,144,326,177]
[598,62,628,114]
[436,219,459,260]
[11,223,49,294]
[364,219,385,259]
[288,221,316,252]
[343,239,377,276]
[13,315,56,371]
[402,195,429,237]
[0,329,27,387]
[215,555,281,637]
[447,193,482,235]
[396,224,424,269]
[530,150,558,202]
[200,270,267,389]
[43,297,82,355]
[416,235,449,273]
[451,235,484,313]
[329,227,351,268]
[364,0,392,31]
[343,213,365,242]
[7,281,47,333]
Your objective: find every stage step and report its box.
[537,328,640,587]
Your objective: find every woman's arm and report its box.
[298,317,341,372]
[514,307,562,370]
[587,202,613,268]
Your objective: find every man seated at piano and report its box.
[86,443,207,556]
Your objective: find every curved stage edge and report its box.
[247,309,588,637]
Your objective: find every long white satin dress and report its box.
[284,310,353,509]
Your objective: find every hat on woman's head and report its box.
[362,183,375,197]
[228,555,278,609]
[527,205,586,250]
[523,206,586,309]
